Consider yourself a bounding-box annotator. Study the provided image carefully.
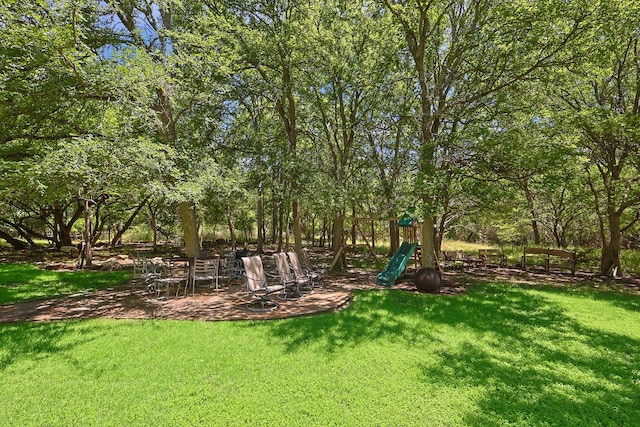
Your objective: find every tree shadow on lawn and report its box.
[0,320,133,372]
[0,263,131,305]
[420,284,640,425]
[262,283,640,425]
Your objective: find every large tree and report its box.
[213,0,310,254]
[97,0,233,257]
[381,0,593,267]
[549,0,640,276]
[303,0,401,269]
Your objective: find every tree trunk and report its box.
[1,220,38,247]
[311,215,316,247]
[435,213,447,258]
[524,185,541,245]
[256,182,264,254]
[277,202,284,251]
[389,220,399,256]
[421,215,435,268]
[109,197,150,247]
[600,211,622,277]
[292,199,302,253]
[83,198,92,267]
[351,206,357,247]
[0,230,29,249]
[52,206,77,247]
[180,201,201,258]
[90,196,109,247]
[371,220,376,252]
[331,212,346,271]
[319,214,327,248]
[271,195,278,245]
[285,213,291,250]
[224,204,236,251]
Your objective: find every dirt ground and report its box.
[2,247,640,324]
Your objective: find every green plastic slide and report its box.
[376,241,418,286]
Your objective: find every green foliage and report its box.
[1,283,640,425]
[2,0,639,274]
[0,263,130,304]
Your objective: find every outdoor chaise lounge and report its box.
[287,251,320,290]
[273,252,307,299]
[241,256,285,312]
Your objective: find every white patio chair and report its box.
[153,257,186,298]
[225,250,248,284]
[190,258,220,296]
[132,254,162,292]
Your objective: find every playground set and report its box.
[326,212,424,286]
[374,213,421,286]
[334,212,422,286]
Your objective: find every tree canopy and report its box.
[1,0,639,276]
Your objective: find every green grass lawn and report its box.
[0,263,131,304]
[2,279,639,426]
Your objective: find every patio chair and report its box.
[153,258,186,298]
[287,251,317,291]
[273,252,306,300]
[241,256,285,312]
[225,249,250,284]
[300,249,325,288]
[133,254,163,292]
[190,258,220,296]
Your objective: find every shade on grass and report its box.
[1,283,639,426]
[0,264,131,304]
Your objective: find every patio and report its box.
[2,265,640,323]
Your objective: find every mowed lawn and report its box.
[1,278,640,425]
[0,263,130,304]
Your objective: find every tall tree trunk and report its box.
[224,205,236,251]
[331,212,346,270]
[389,220,399,256]
[110,197,150,246]
[601,211,622,277]
[277,203,284,252]
[83,198,92,267]
[320,215,327,247]
[271,194,278,245]
[371,220,376,252]
[414,29,438,270]
[285,213,291,250]
[351,205,357,247]
[180,201,201,257]
[524,184,541,244]
[421,215,435,268]
[256,181,264,254]
[292,199,302,252]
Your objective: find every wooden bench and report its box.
[522,247,576,275]
[478,248,506,267]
